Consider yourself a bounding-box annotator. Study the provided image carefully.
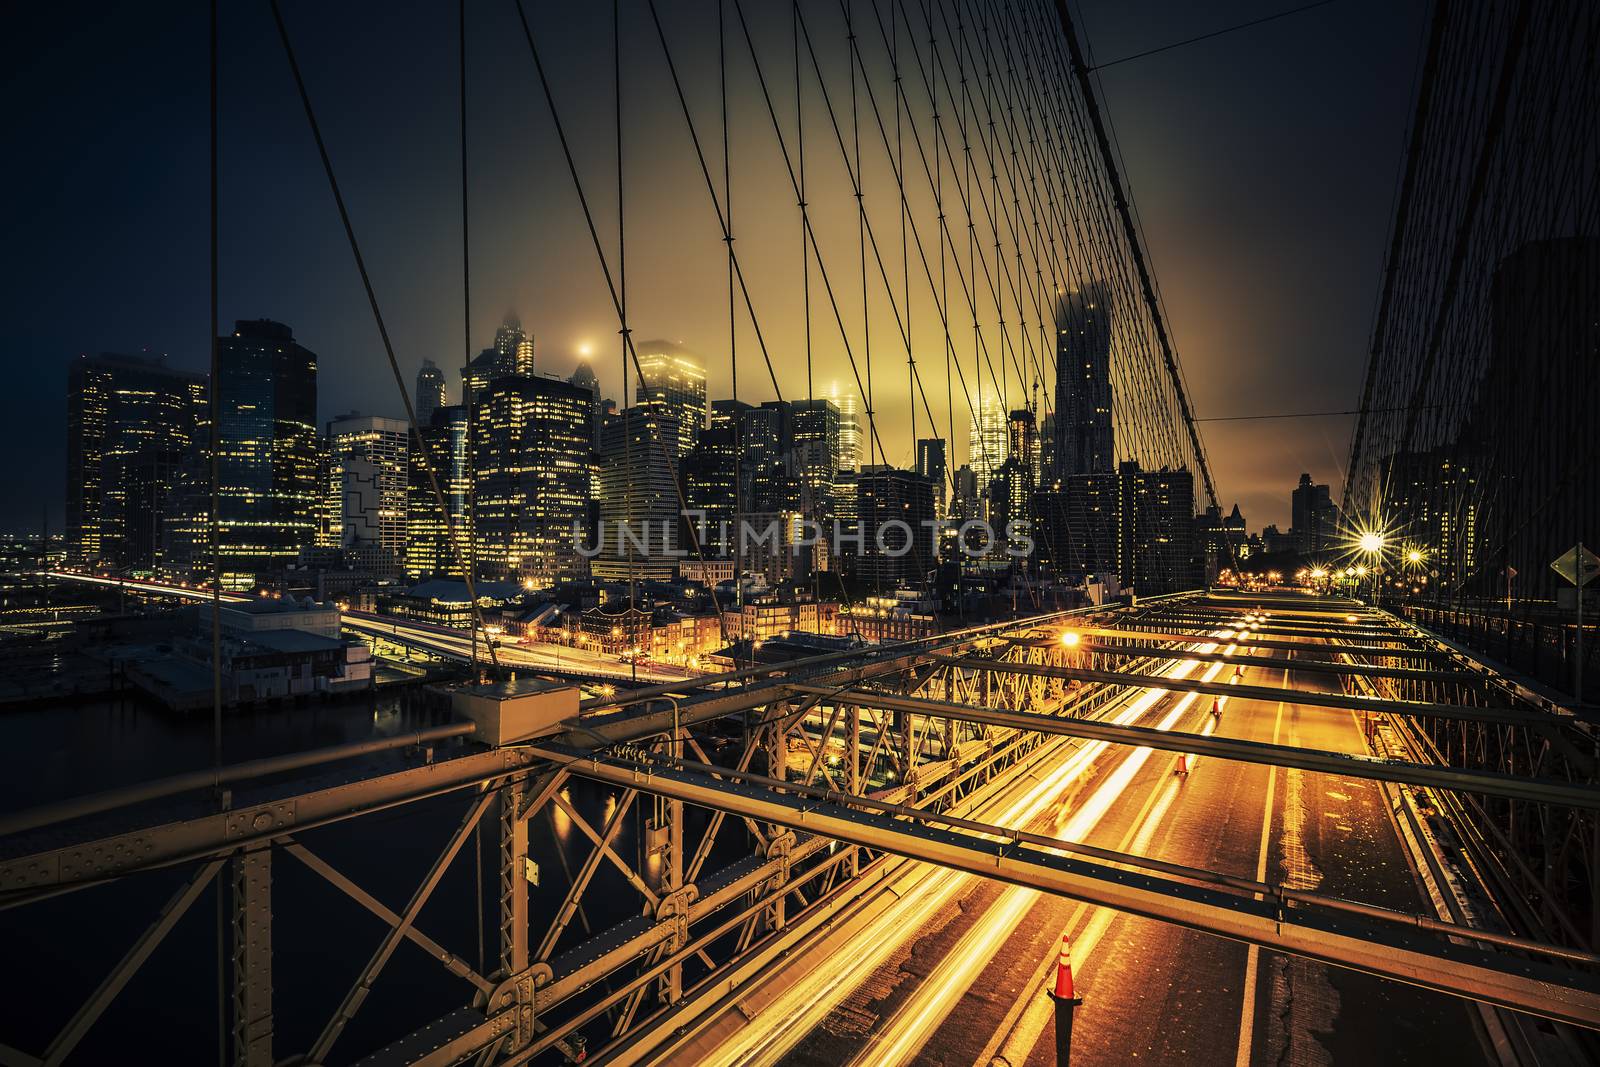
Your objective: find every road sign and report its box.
[1551,545,1600,587]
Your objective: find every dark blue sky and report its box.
[3,0,1425,533]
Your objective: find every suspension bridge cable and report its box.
[509,0,736,641]
[1087,0,1339,72]
[266,0,501,674]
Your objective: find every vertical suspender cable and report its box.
[208,12,224,1064]
[462,0,478,677]
[615,0,638,652]
[459,0,484,979]
[267,0,500,678]
[723,0,742,622]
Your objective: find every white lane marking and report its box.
[1235,667,1286,1067]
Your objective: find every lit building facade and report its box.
[790,398,840,514]
[209,320,320,589]
[634,340,707,459]
[1055,284,1114,477]
[325,414,410,577]
[968,388,1008,500]
[66,352,206,570]
[415,359,448,426]
[568,361,602,449]
[494,315,535,373]
[594,407,681,581]
[915,438,947,516]
[472,373,595,587]
[1038,462,1197,594]
[846,466,936,589]
[833,385,862,473]
[407,405,469,579]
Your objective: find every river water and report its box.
[0,689,748,1063]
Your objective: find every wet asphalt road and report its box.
[779,640,1492,1067]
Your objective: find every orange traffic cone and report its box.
[1052,933,1076,999]
[1047,932,1084,1064]
[1175,752,1189,776]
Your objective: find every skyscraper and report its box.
[595,407,682,581]
[568,360,602,449]
[66,353,206,569]
[916,438,947,516]
[462,314,535,404]
[711,399,784,514]
[211,319,319,588]
[679,423,738,554]
[790,398,840,511]
[472,373,594,587]
[634,340,706,459]
[1007,409,1038,478]
[833,385,862,473]
[325,414,410,576]
[848,467,936,589]
[415,360,448,427]
[1055,284,1114,476]
[968,388,1008,496]
[407,405,469,579]
[494,314,535,375]
[1290,473,1338,556]
[1039,462,1197,594]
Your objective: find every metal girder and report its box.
[1137,616,1401,641]
[1139,607,1388,633]
[279,841,492,996]
[37,859,224,1067]
[0,748,536,908]
[0,722,479,841]
[533,744,1600,1030]
[944,661,1545,726]
[946,648,1473,683]
[1017,626,1458,661]
[308,790,497,1063]
[786,685,1600,810]
[232,847,272,1067]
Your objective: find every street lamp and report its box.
[1352,529,1387,604]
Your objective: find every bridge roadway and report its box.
[671,630,1492,1066]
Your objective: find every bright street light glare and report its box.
[1358,531,1386,554]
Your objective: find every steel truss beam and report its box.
[22,859,226,1067]
[1135,615,1400,640]
[1015,627,1459,661]
[532,745,1600,1029]
[785,685,1600,810]
[0,748,537,909]
[1043,644,1475,683]
[945,661,1545,726]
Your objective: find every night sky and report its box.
[3,0,1425,534]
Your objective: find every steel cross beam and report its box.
[532,745,1600,1029]
[1043,644,1476,683]
[785,685,1600,810]
[1136,616,1399,641]
[1017,627,1459,661]
[951,661,1544,726]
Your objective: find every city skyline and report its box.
[5,0,1425,534]
[7,2,1597,1064]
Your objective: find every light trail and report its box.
[700,637,1229,1067]
[852,649,1238,1067]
